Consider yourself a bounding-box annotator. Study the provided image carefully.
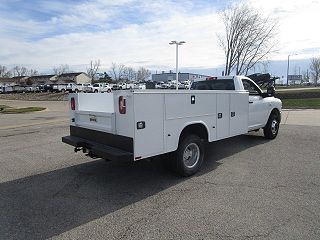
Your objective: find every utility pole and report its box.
[169,41,186,90]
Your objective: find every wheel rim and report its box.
[271,119,278,135]
[183,143,200,168]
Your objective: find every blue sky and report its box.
[0,0,319,77]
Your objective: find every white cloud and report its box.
[0,0,319,73]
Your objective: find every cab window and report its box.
[242,79,261,95]
[191,79,235,90]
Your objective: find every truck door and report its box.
[242,79,269,130]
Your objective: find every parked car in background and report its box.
[1,85,14,93]
[134,83,146,90]
[82,84,93,93]
[77,83,92,92]
[91,83,112,93]
[112,84,121,90]
[183,80,191,89]
[23,85,39,92]
[169,82,185,89]
[44,84,54,92]
[66,83,78,93]
[53,84,67,93]
[12,85,25,93]
[155,82,164,89]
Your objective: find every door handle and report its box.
[249,101,253,104]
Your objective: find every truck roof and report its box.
[192,76,237,83]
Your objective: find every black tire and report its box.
[174,134,205,177]
[75,89,79,93]
[107,89,111,93]
[61,89,65,93]
[94,89,98,93]
[264,113,280,139]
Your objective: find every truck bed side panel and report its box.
[164,93,217,152]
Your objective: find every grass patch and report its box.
[0,105,10,111]
[0,106,46,113]
[282,98,320,109]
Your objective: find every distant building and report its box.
[0,72,92,86]
[0,78,15,85]
[11,76,29,85]
[28,75,57,85]
[152,71,210,82]
[56,72,91,84]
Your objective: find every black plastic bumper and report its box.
[62,135,133,161]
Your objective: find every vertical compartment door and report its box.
[216,94,230,140]
[134,94,164,159]
[230,93,249,136]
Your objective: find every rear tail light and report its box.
[71,97,75,110]
[206,77,217,80]
[119,96,126,114]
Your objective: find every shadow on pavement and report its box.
[0,133,267,240]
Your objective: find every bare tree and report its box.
[87,59,100,81]
[136,67,151,81]
[218,4,277,75]
[29,69,39,76]
[53,64,70,75]
[13,66,28,76]
[123,67,137,82]
[302,70,310,83]
[310,57,320,85]
[109,62,126,82]
[0,65,12,78]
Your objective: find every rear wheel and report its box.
[94,89,98,93]
[264,113,279,139]
[107,89,111,93]
[174,135,205,177]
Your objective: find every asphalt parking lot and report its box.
[0,100,320,240]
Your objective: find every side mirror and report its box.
[263,86,275,97]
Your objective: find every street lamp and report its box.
[169,40,186,90]
[286,53,298,86]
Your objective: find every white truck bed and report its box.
[63,90,249,161]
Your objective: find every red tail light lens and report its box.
[119,96,126,114]
[71,97,75,110]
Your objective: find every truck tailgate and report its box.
[70,93,116,134]
[75,110,115,133]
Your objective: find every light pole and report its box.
[169,40,185,90]
[286,53,297,86]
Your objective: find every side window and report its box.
[242,79,260,95]
[191,79,235,90]
[191,82,210,90]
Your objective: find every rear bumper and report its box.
[62,126,133,161]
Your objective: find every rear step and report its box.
[62,135,133,161]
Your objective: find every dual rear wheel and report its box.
[166,135,205,177]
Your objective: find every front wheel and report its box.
[264,113,279,139]
[175,135,205,177]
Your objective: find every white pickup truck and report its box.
[62,76,282,176]
[90,83,112,93]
